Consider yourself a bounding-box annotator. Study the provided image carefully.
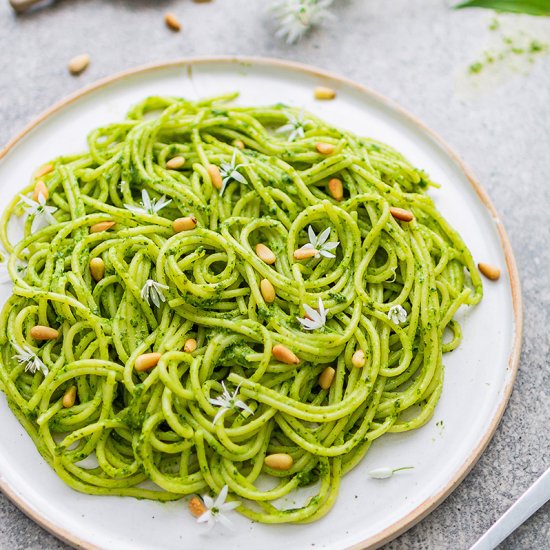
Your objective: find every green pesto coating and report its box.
[0,94,482,523]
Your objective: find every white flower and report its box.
[196,485,240,531]
[125,189,171,216]
[367,466,414,479]
[219,150,247,195]
[140,279,169,308]
[18,193,57,228]
[272,0,335,44]
[208,381,254,425]
[13,344,49,376]
[298,225,339,259]
[297,296,328,331]
[276,110,312,142]
[388,305,408,325]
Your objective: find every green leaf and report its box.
[455,0,550,16]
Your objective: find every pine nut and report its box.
[272,344,300,365]
[35,164,54,178]
[90,257,105,282]
[352,349,366,369]
[260,279,276,303]
[390,207,414,222]
[166,156,185,170]
[478,262,500,281]
[33,180,49,202]
[68,54,90,75]
[293,247,318,260]
[135,352,162,372]
[30,325,59,341]
[256,243,276,265]
[189,496,207,518]
[164,12,181,31]
[234,139,245,149]
[90,221,115,233]
[173,216,197,232]
[264,453,294,471]
[314,86,336,100]
[328,178,343,201]
[207,164,223,190]
[183,338,197,353]
[319,366,336,389]
[62,386,77,408]
[316,142,336,155]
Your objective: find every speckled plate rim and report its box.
[0,56,523,550]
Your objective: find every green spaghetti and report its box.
[0,94,482,524]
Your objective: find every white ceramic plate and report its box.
[0,58,522,550]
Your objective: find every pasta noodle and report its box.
[0,94,482,523]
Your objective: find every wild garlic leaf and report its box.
[455,0,550,16]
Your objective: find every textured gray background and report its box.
[0,0,549,549]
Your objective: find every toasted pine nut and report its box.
[183,338,197,353]
[90,221,115,233]
[316,142,336,155]
[166,156,185,169]
[319,366,336,390]
[256,243,276,265]
[207,164,223,190]
[293,247,318,260]
[264,453,294,471]
[352,349,366,369]
[328,178,343,201]
[233,139,245,149]
[260,279,276,303]
[90,257,105,282]
[390,207,414,222]
[164,12,181,31]
[30,325,59,341]
[68,54,90,75]
[478,262,501,281]
[173,216,197,232]
[33,180,49,202]
[135,352,162,372]
[314,86,337,100]
[35,163,54,178]
[189,496,207,518]
[62,386,77,408]
[272,344,300,365]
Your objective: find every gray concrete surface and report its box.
[0,0,549,548]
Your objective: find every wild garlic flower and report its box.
[219,150,247,195]
[19,193,57,228]
[272,0,335,44]
[276,111,311,142]
[13,344,49,376]
[367,466,414,479]
[388,304,408,325]
[196,485,240,531]
[298,226,339,259]
[208,381,254,425]
[297,296,328,331]
[125,189,171,216]
[140,279,169,308]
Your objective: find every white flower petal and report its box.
[212,407,228,425]
[302,303,318,319]
[322,241,339,250]
[214,485,229,509]
[317,227,331,246]
[307,225,317,246]
[217,514,235,531]
[319,250,335,259]
[197,510,212,524]
[220,500,240,512]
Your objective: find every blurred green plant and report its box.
[455,1,550,16]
